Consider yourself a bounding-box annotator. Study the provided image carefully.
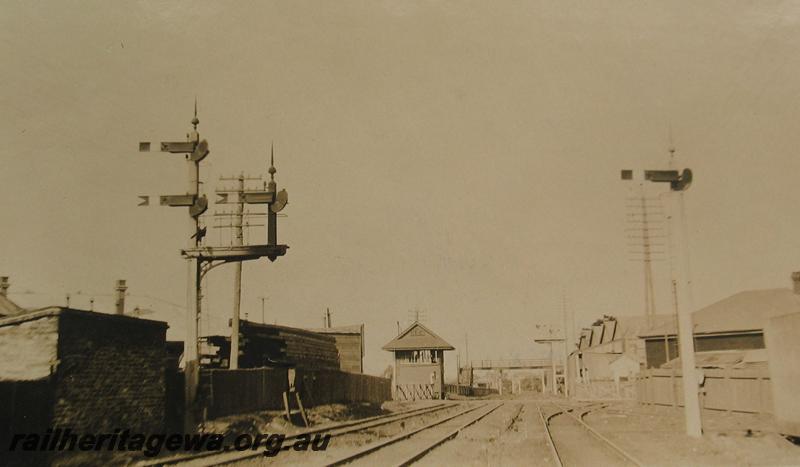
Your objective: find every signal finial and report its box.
[268,143,277,191]
[191,98,199,129]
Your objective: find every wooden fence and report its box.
[443,384,499,398]
[200,367,391,419]
[636,367,772,414]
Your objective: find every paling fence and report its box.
[636,367,772,414]
[199,367,391,419]
[572,380,637,400]
[443,383,499,397]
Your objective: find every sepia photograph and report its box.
[2,1,800,465]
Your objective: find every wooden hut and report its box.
[382,321,454,400]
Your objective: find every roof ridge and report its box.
[382,321,454,351]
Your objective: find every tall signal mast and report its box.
[138,106,290,430]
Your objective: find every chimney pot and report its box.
[0,276,8,297]
[115,279,128,315]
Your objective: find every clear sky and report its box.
[3,1,800,377]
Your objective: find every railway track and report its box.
[138,402,456,467]
[142,399,645,467]
[324,401,504,467]
[505,403,525,431]
[540,401,645,467]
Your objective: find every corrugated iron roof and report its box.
[382,321,454,351]
[640,288,800,338]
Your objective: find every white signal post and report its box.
[138,108,209,431]
[621,167,702,438]
[186,113,203,431]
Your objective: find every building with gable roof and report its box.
[382,321,454,400]
[639,285,800,369]
[571,314,674,382]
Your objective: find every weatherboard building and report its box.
[383,321,454,400]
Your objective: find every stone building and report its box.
[0,307,169,449]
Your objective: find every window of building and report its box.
[396,349,439,364]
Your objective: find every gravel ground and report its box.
[583,400,800,467]
[416,401,557,467]
[59,395,795,466]
[384,395,798,467]
[220,396,800,467]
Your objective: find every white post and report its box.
[673,189,702,437]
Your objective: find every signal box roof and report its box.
[382,321,454,351]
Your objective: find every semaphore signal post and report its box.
[137,105,289,430]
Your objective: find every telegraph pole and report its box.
[465,333,469,366]
[230,174,245,370]
[625,187,665,329]
[562,295,568,397]
[216,173,263,369]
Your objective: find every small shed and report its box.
[382,321,454,400]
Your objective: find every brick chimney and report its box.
[792,272,800,294]
[0,276,8,297]
[115,279,127,315]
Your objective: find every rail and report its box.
[138,403,454,466]
[324,402,502,467]
[545,401,645,467]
